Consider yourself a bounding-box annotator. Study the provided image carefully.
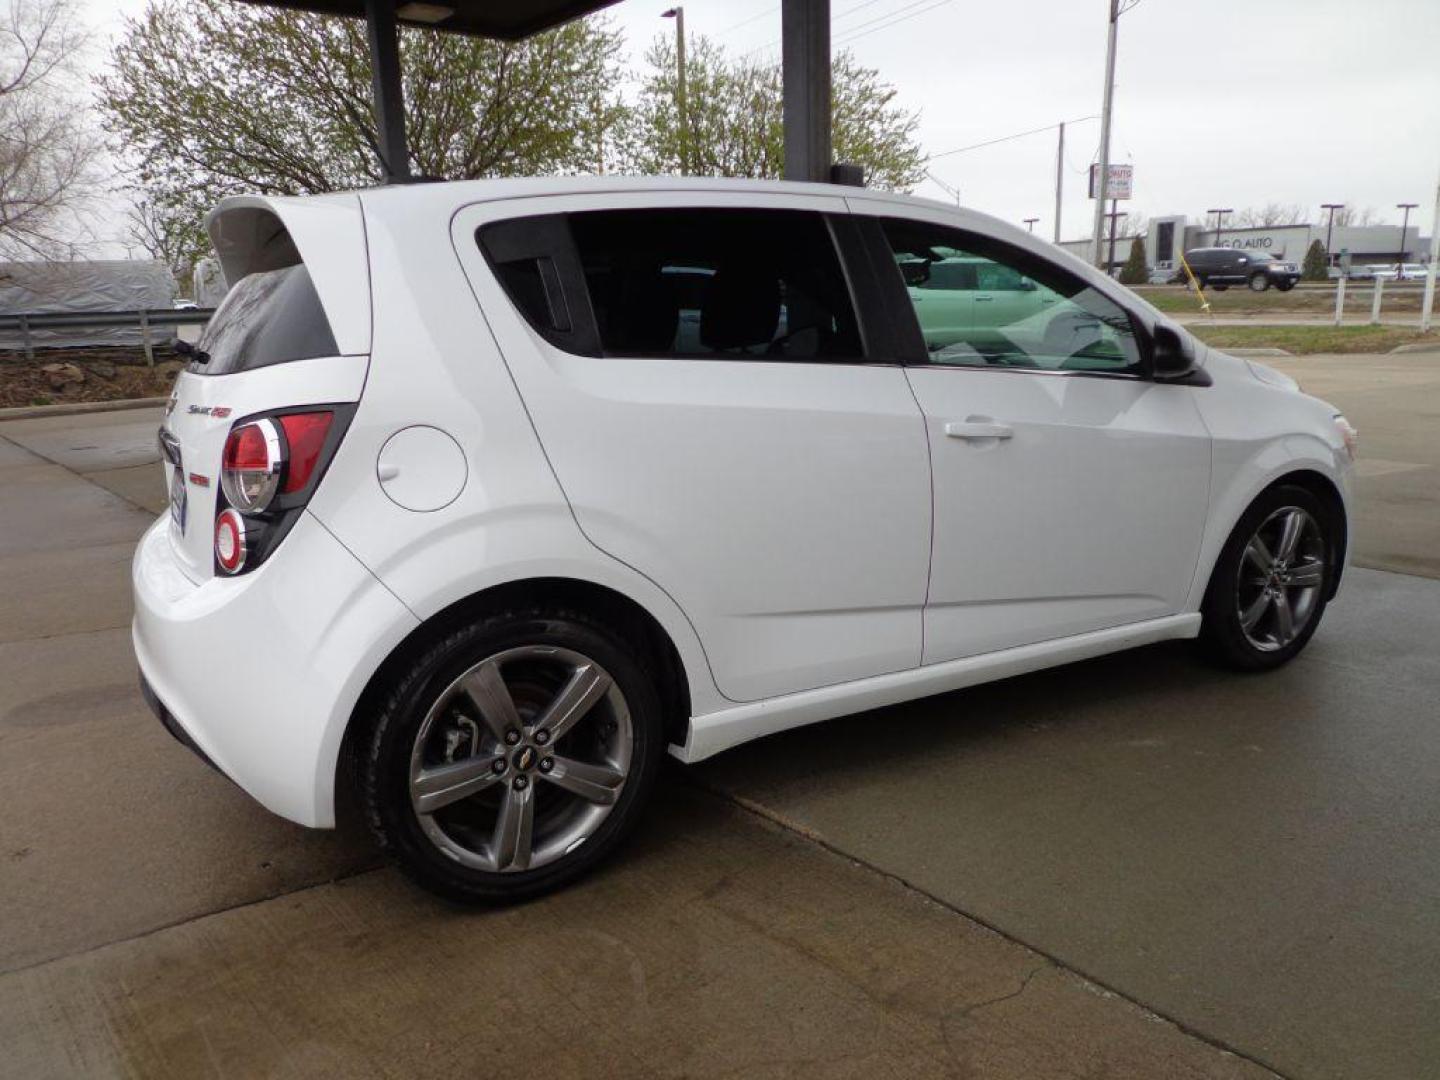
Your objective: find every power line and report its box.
[834,0,954,47]
[927,114,1099,162]
[741,0,953,59]
[716,6,777,37]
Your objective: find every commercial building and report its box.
[1060,216,1431,278]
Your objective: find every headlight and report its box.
[1333,414,1359,461]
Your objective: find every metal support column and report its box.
[782,0,831,183]
[364,0,412,182]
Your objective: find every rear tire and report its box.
[1200,484,1337,671]
[362,607,664,903]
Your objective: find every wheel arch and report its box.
[337,576,694,816]
[1194,466,1349,613]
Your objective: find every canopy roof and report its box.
[234,0,621,40]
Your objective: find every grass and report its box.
[1132,284,1428,315]
[1187,324,1438,355]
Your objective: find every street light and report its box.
[661,7,687,176]
[1024,217,1039,233]
[1397,202,1418,274]
[1208,207,1233,246]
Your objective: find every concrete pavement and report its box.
[3,354,1439,1078]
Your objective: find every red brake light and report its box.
[220,420,281,514]
[223,424,270,471]
[215,508,247,574]
[278,412,333,493]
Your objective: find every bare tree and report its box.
[1233,203,1306,228]
[1331,205,1382,227]
[126,195,193,292]
[0,0,98,259]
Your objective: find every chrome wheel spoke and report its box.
[541,755,625,805]
[1275,509,1305,562]
[536,663,612,742]
[1272,591,1295,644]
[492,782,535,871]
[461,660,522,742]
[1289,561,1324,589]
[412,755,503,814]
[1240,590,1271,632]
[1243,536,1274,574]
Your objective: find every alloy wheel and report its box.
[407,645,632,872]
[1234,506,1326,652]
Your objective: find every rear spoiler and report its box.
[205,193,371,357]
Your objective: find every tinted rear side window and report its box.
[191,264,338,375]
[478,208,867,363]
[570,208,864,361]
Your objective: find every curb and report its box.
[1216,347,1293,358]
[0,396,168,422]
[1389,342,1440,355]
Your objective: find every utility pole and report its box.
[1091,0,1120,268]
[1397,202,1418,273]
[1105,201,1126,275]
[1208,207,1233,246]
[1024,217,1040,233]
[662,7,688,175]
[1422,169,1439,332]
[927,171,961,206]
[1321,203,1344,266]
[1053,121,1065,243]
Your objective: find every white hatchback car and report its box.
[135,178,1356,901]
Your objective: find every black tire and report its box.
[1200,484,1338,672]
[1212,283,1229,292]
[361,607,665,903]
[1248,272,1270,292]
[1276,280,1296,292]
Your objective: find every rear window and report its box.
[190,264,338,375]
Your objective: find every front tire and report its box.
[1200,484,1336,671]
[362,608,664,903]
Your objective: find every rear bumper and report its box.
[131,511,419,827]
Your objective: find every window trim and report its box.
[857,214,1156,382]
[479,207,901,369]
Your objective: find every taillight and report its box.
[214,508,247,574]
[278,412,333,492]
[212,406,349,577]
[221,419,281,513]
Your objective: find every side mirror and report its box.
[1152,324,1207,383]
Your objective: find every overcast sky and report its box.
[81,0,1440,245]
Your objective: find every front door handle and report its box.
[944,420,1014,440]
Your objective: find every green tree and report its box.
[626,35,923,191]
[97,0,628,276]
[1118,236,1148,285]
[1302,239,1328,281]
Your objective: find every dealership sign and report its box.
[1089,163,1133,200]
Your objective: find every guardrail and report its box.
[0,308,215,366]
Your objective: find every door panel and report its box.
[452,193,932,702]
[907,367,1211,662]
[858,205,1212,662]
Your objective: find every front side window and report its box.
[882,220,1142,374]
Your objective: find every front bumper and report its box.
[131,511,419,827]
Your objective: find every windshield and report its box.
[192,264,338,376]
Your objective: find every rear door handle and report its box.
[944,420,1014,440]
